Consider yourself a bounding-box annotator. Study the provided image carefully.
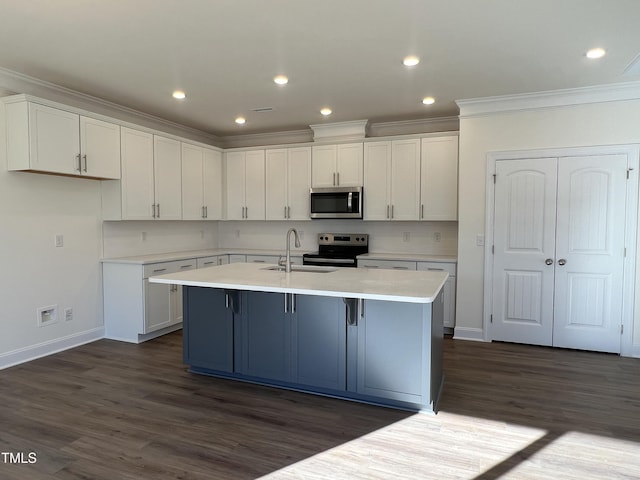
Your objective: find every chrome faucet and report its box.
[285,228,301,273]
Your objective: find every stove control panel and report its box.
[318,233,368,246]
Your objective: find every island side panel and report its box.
[429,289,445,410]
[357,299,427,405]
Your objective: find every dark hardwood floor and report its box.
[1,332,639,479]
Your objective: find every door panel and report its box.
[553,155,627,353]
[491,158,557,346]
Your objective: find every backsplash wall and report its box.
[217,220,458,255]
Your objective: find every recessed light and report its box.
[235,116,246,125]
[586,47,606,59]
[422,97,435,105]
[320,107,332,116]
[403,56,420,67]
[274,75,289,85]
[172,90,186,100]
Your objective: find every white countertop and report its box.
[102,249,457,265]
[357,253,457,263]
[150,262,448,304]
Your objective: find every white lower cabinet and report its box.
[196,255,229,268]
[103,258,197,343]
[358,258,456,329]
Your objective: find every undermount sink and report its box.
[262,265,337,273]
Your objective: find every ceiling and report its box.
[1,0,639,138]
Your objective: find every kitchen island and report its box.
[151,262,448,413]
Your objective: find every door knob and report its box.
[545,258,553,265]
[558,259,567,266]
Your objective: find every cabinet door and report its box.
[144,279,172,333]
[169,261,196,326]
[288,147,312,220]
[364,141,391,220]
[293,295,346,390]
[240,292,291,381]
[153,135,182,220]
[203,148,222,220]
[311,145,337,187]
[357,300,426,403]
[420,136,458,220]
[443,276,456,328]
[181,143,205,220]
[121,127,155,220]
[225,151,246,220]
[80,116,121,179]
[244,150,265,220]
[265,149,288,220]
[336,143,363,186]
[28,103,79,175]
[391,139,421,220]
[183,287,234,372]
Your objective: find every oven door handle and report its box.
[304,257,356,265]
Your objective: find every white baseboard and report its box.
[0,327,105,370]
[452,326,487,342]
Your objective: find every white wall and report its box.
[0,102,104,367]
[456,98,640,353]
[217,220,457,256]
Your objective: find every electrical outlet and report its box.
[434,232,441,242]
[402,232,410,242]
[64,307,73,322]
[235,229,240,238]
[55,234,64,247]
[476,234,485,246]
[141,231,147,241]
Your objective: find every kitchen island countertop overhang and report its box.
[149,262,448,303]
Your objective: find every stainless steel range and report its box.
[302,233,369,268]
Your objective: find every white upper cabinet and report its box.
[181,143,222,220]
[364,139,420,221]
[5,99,121,179]
[266,146,311,220]
[225,150,265,220]
[103,129,182,220]
[420,135,458,221]
[311,143,363,187]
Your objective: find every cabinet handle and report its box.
[202,206,205,219]
[252,260,265,263]
[157,204,160,218]
[427,267,444,271]
[386,205,389,218]
[284,293,289,313]
[203,261,215,265]
[359,298,365,318]
[392,266,409,270]
[336,172,340,185]
[225,293,230,309]
[421,204,424,219]
[180,264,193,269]
[287,206,291,219]
[205,206,208,218]
[152,203,156,218]
[284,206,287,219]
[333,172,336,186]
[391,205,394,219]
[291,293,296,313]
[82,154,87,172]
[365,265,379,269]
[153,268,167,273]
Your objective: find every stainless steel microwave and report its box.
[310,187,363,219]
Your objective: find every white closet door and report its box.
[491,157,558,346]
[552,154,627,353]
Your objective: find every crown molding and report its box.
[456,81,640,118]
[368,116,459,137]
[221,128,313,149]
[0,67,222,146]
[309,119,369,142]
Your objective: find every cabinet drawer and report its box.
[197,256,228,268]
[416,261,456,276]
[246,255,280,264]
[358,259,417,270]
[143,258,196,278]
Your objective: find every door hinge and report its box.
[490,314,493,323]
[627,167,633,179]
[492,245,495,254]
[624,247,627,257]
[621,324,624,334]
[493,174,497,184]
